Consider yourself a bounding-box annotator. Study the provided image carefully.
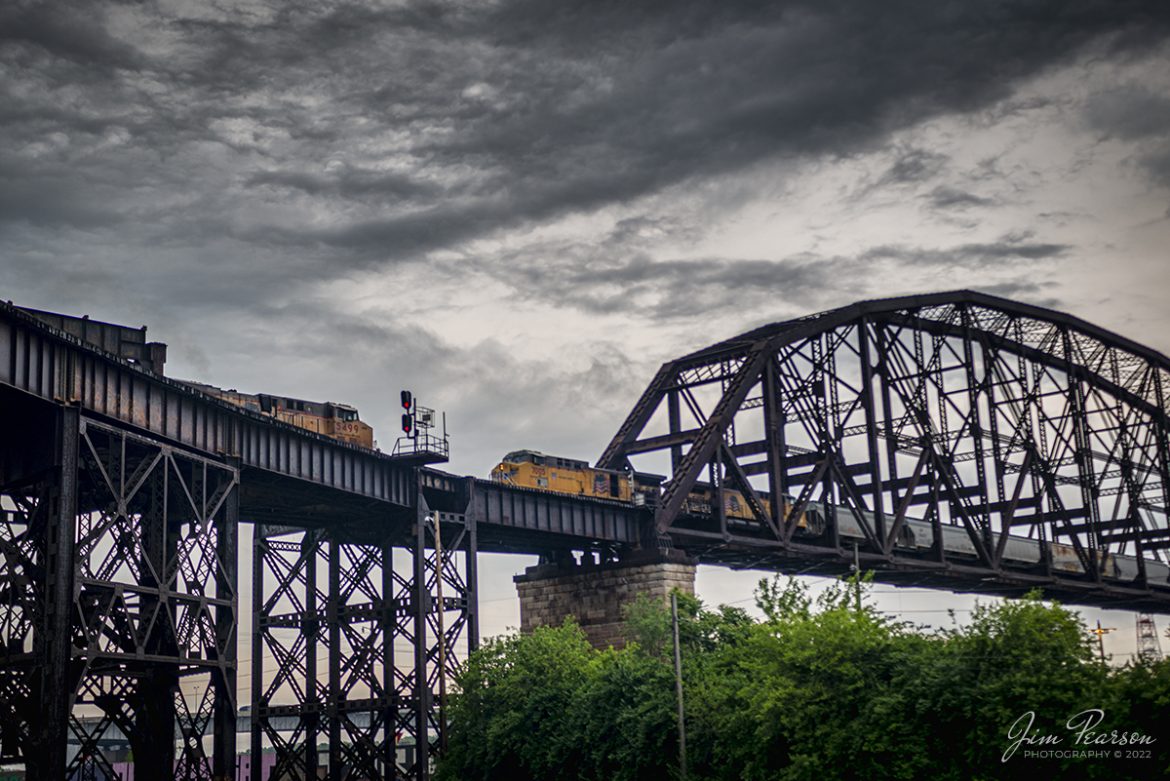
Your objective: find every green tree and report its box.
[438,619,593,781]
[438,581,1168,781]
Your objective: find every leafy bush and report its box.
[438,579,1169,781]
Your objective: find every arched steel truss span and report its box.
[599,291,1170,611]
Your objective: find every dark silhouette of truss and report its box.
[3,289,1169,781]
[599,291,1170,608]
[0,412,238,779]
[250,489,476,781]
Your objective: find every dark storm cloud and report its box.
[863,233,1070,266]
[0,0,145,73]
[2,0,1166,280]
[975,281,1062,308]
[879,148,951,187]
[1083,84,1170,190]
[924,186,997,211]
[460,226,1071,320]
[245,168,441,201]
[1142,147,1170,189]
[1085,85,1170,141]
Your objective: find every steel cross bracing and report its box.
[250,489,477,781]
[598,291,1170,610]
[0,412,238,779]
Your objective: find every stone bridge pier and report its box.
[515,550,697,648]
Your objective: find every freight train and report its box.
[177,380,375,449]
[489,449,1169,584]
[489,449,822,532]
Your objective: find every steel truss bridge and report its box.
[0,291,1167,780]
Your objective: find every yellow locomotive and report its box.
[490,450,659,503]
[178,380,375,449]
[489,449,821,532]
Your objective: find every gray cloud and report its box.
[1,0,1165,276]
[1143,146,1170,189]
[880,148,951,187]
[0,1,145,73]
[924,186,997,210]
[863,233,1070,266]
[455,223,1071,321]
[0,0,1159,472]
[1082,82,1170,191]
[1085,85,1170,141]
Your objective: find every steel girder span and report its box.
[598,291,1170,612]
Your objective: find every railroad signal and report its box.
[401,389,417,438]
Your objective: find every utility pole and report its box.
[1089,620,1115,663]
[852,541,861,612]
[671,592,688,781]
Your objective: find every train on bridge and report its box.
[490,448,821,531]
[176,379,375,449]
[489,449,1170,585]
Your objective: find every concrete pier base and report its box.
[514,550,697,648]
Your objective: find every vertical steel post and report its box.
[138,440,177,778]
[305,531,320,776]
[213,462,240,781]
[465,479,480,654]
[381,537,396,777]
[667,389,683,472]
[431,515,448,752]
[413,494,432,781]
[251,524,266,780]
[857,319,887,545]
[328,535,342,780]
[762,357,787,534]
[40,405,78,780]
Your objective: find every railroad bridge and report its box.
[1,291,1167,780]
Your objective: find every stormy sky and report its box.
[4,0,1170,661]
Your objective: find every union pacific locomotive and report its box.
[177,380,375,449]
[489,449,823,532]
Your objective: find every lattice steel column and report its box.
[251,478,477,781]
[325,531,400,779]
[409,489,478,780]
[11,413,242,781]
[0,473,43,769]
[252,525,326,780]
[2,405,80,778]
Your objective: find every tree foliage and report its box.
[438,579,1170,781]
